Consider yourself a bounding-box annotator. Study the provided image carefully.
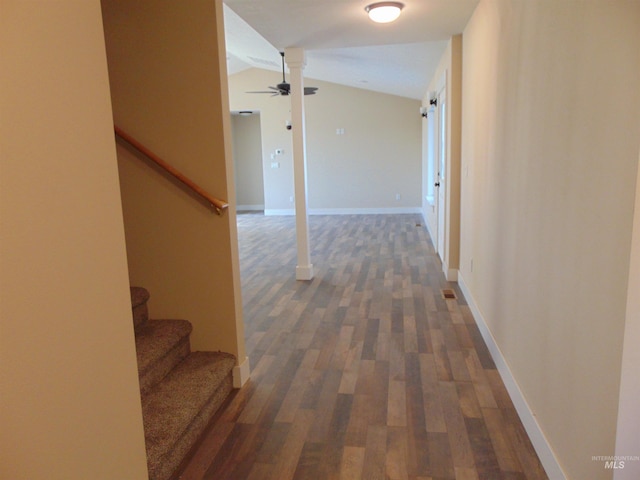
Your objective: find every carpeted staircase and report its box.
[131,287,236,480]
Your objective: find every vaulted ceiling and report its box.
[223,0,479,100]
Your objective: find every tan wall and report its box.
[615,149,640,480]
[101,0,246,363]
[459,1,640,478]
[231,114,265,209]
[228,68,422,213]
[0,1,148,478]
[228,69,294,212]
[422,36,463,275]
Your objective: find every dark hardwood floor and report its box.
[179,213,548,480]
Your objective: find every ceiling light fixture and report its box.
[365,2,404,23]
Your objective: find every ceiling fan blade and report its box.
[246,54,313,98]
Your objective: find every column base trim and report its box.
[296,264,314,281]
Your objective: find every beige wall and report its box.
[231,114,265,209]
[228,69,294,213]
[0,1,148,478]
[101,0,246,365]
[228,68,422,213]
[615,149,640,480]
[422,35,463,277]
[459,1,640,478]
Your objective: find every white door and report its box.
[436,88,447,260]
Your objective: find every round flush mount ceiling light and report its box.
[365,2,404,23]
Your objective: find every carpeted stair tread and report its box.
[142,351,236,480]
[130,286,150,308]
[135,319,192,393]
[131,286,151,331]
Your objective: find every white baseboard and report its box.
[310,207,422,215]
[263,207,422,216]
[443,263,458,282]
[439,258,459,282]
[423,215,437,247]
[457,273,566,480]
[232,356,250,388]
[237,204,264,211]
[264,209,295,216]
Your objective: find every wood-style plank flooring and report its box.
[179,213,548,480]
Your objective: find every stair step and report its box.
[135,319,192,395]
[130,286,150,331]
[142,351,236,480]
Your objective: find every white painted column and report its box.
[284,47,314,280]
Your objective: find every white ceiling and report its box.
[223,0,479,100]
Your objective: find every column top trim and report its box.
[284,47,306,68]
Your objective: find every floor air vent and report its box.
[441,289,457,300]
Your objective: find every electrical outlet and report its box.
[395,194,401,201]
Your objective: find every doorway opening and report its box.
[230,111,265,212]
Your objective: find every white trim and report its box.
[310,207,422,215]
[457,273,566,480]
[423,210,437,247]
[445,267,458,282]
[295,264,314,281]
[232,356,250,388]
[237,204,264,211]
[264,209,295,216]
[264,207,422,216]
[440,259,458,281]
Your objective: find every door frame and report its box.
[435,72,448,265]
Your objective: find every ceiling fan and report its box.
[247,52,318,97]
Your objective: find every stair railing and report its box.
[114,126,229,215]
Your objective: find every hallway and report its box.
[180,214,547,480]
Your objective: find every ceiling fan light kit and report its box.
[365,2,404,23]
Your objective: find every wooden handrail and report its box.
[114,126,229,215]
